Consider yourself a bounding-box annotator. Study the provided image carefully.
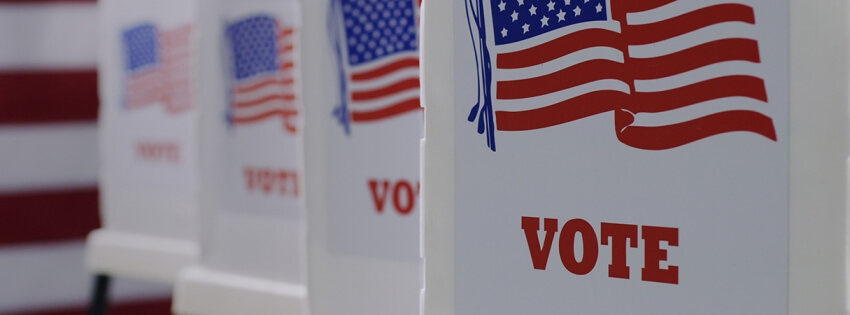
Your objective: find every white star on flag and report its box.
[540,15,549,27]
[574,5,581,16]
[501,27,508,37]
[517,0,524,6]
[522,23,530,33]
[564,0,570,5]
[557,9,566,21]
[596,3,603,12]
[511,11,519,21]
[529,5,537,16]
[547,1,556,11]
[499,0,506,11]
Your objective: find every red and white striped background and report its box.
[0,0,171,314]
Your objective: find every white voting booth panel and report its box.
[88,0,200,284]
[173,0,307,314]
[302,0,422,314]
[422,0,847,314]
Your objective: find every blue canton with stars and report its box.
[123,24,159,72]
[226,15,280,81]
[341,0,418,66]
[492,0,608,45]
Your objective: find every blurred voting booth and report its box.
[173,0,307,314]
[421,0,848,314]
[302,0,423,314]
[87,0,200,285]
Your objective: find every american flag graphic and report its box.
[332,0,421,135]
[226,15,298,133]
[123,23,193,114]
[466,0,777,151]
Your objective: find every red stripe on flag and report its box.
[0,71,98,124]
[626,4,755,46]
[351,98,420,122]
[278,28,295,39]
[630,38,761,80]
[234,78,294,94]
[496,90,624,131]
[617,110,777,150]
[628,76,768,113]
[0,188,100,247]
[496,59,624,99]
[5,299,171,315]
[497,28,621,69]
[351,57,419,81]
[279,44,295,53]
[351,78,419,102]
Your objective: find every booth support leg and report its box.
[88,274,111,315]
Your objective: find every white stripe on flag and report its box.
[232,101,297,118]
[631,98,769,128]
[346,51,416,73]
[633,60,762,93]
[625,0,736,25]
[628,22,758,58]
[0,123,98,193]
[348,67,419,92]
[494,47,624,82]
[0,3,97,70]
[232,82,295,105]
[497,79,630,112]
[350,89,420,113]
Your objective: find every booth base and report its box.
[173,266,307,315]
[85,229,199,283]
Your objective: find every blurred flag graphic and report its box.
[0,0,171,314]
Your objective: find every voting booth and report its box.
[301,0,423,314]
[421,0,848,314]
[173,0,307,314]
[87,0,200,286]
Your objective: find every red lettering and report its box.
[369,179,420,215]
[258,170,274,193]
[521,216,558,270]
[136,142,180,162]
[243,167,299,197]
[137,144,153,158]
[520,216,678,285]
[278,171,290,195]
[641,225,679,284]
[368,179,391,213]
[393,180,415,215]
[138,144,154,158]
[559,219,598,275]
[601,222,638,279]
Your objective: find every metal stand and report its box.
[88,274,111,315]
